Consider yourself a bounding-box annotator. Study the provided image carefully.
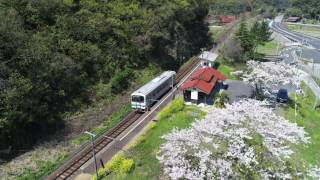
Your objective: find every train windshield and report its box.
[132,95,144,103]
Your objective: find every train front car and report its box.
[131,71,176,111]
[131,93,146,110]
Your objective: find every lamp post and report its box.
[85,131,98,179]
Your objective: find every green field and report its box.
[217,56,247,80]
[256,40,281,56]
[102,99,206,180]
[282,84,320,167]
[287,24,320,38]
[218,64,237,79]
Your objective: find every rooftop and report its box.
[199,51,218,62]
[132,71,175,95]
[180,67,226,95]
[219,16,236,24]
[287,16,301,22]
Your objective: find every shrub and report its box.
[159,98,184,120]
[110,68,134,94]
[170,98,185,113]
[106,154,134,176]
[91,168,107,180]
[120,159,134,174]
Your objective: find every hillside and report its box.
[0,0,210,158]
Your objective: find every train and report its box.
[131,71,176,111]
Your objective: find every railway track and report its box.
[176,57,200,83]
[50,112,142,180]
[48,56,200,180]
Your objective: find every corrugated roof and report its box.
[180,67,226,95]
[287,17,301,22]
[199,51,218,62]
[191,67,227,81]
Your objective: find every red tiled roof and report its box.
[219,16,236,24]
[180,67,226,95]
[287,16,301,22]
[191,67,227,81]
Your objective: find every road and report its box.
[271,15,320,49]
[271,15,320,101]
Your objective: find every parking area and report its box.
[221,80,254,103]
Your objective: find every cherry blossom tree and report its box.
[157,99,311,179]
[242,61,306,97]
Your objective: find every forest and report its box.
[0,0,210,156]
[287,0,320,18]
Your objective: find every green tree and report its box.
[236,19,254,59]
[0,0,211,155]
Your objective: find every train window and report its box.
[132,95,144,103]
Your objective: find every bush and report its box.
[91,168,107,180]
[110,68,134,94]
[120,159,134,174]
[106,154,134,175]
[158,98,184,120]
[170,98,185,113]
[91,154,134,179]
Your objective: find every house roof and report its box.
[180,67,226,95]
[287,16,301,22]
[199,51,218,62]
[219,16,236,24]
[191,67,227,81]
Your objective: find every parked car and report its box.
[277,89,289,103]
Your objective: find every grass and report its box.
[287,24,320,38]
[219,64,237,80]
[209,25,225,42]
[72,104,132,145]
[17,154,67,180]
[216,56,247,80]
[103,99,206,180]
[282,84,320,167]
[256,40,281,56]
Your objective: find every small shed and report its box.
[287,16,301,23]
[199,51,218,68]
[219,16,236,24]
[180,67,227,105]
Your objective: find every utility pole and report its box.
[85,131,98,179]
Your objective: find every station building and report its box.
[199,51,218,68]
[180,67,227,105]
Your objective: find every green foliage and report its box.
[286,8,303,17]
[110,69,134,94]
[106,154,134,175]
[236,19,255,58]
[214,92,229,108]
[236,19,272,60]
[209,0,249,15]
[92,154,134,180]
[72,104,131,145]
[158,98,185,120]
[284,84,320,166]
[289,0,320,19]
[17,153,66,180]
[0,0,210,154]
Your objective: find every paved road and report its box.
[271,15,320,49]
[272,15,320,101]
